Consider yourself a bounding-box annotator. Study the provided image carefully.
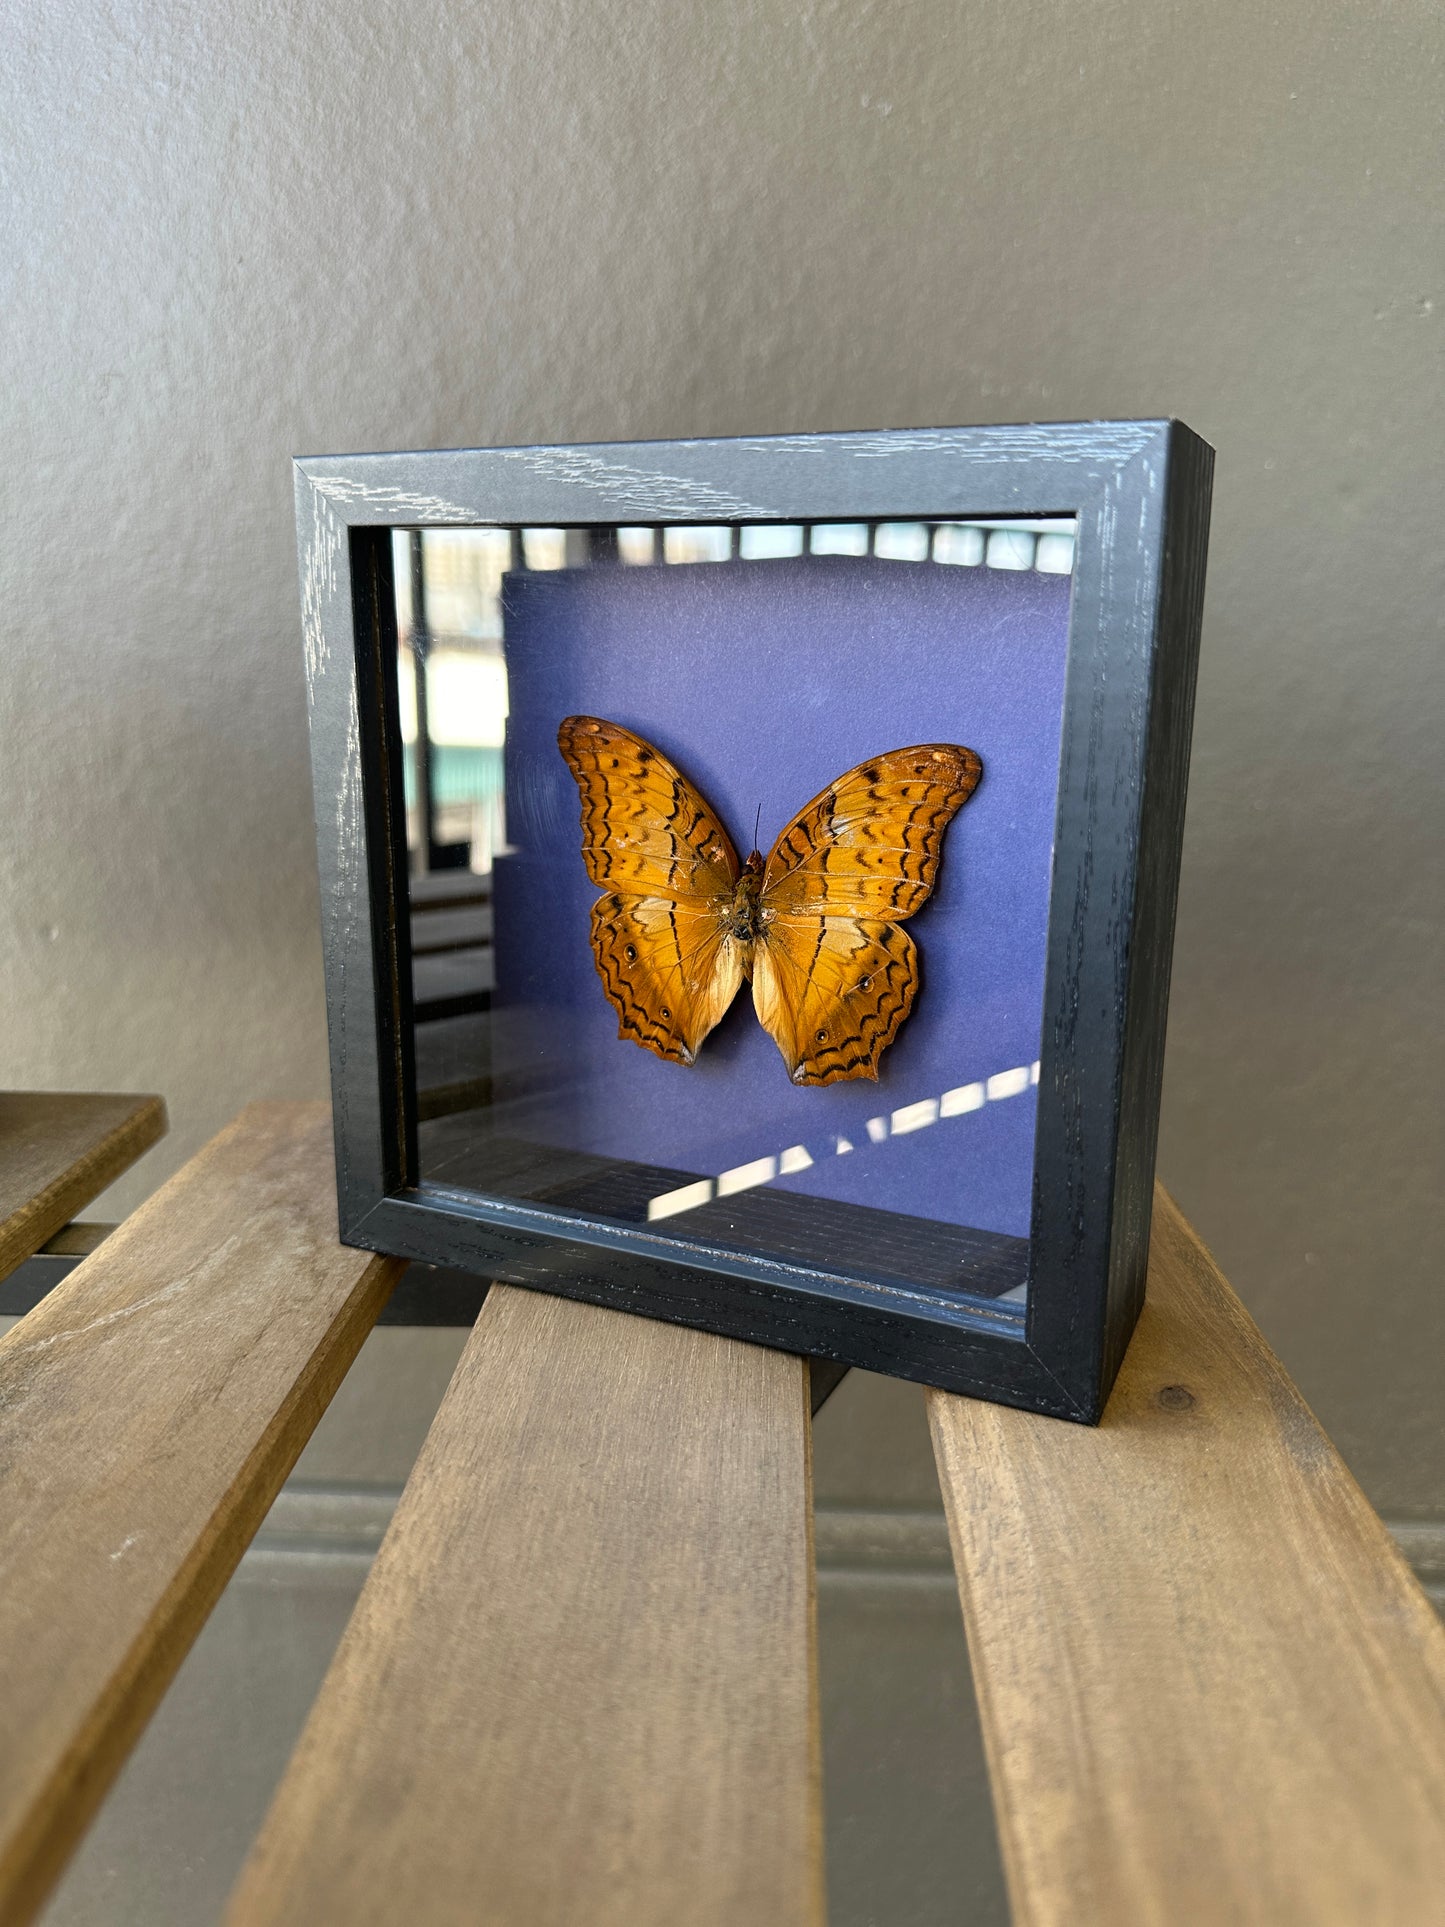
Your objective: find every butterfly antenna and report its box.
[753,803,762,855]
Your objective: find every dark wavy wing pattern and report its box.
[559,723,979,1079]
[760,744,982,921]
[590,892,744,1065]
[753,916,918,1085]
[557,715,739,900]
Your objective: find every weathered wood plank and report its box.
[228,1287,822,1927]
[0,1102,401,1926]
[928,1185,1445,1926]
[0,1092,166,1283]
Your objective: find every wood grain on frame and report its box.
[0,1103,401,1926]
[228,1288,822,1927]
[0,1091,166,1283]
[928,1186,1445,1926]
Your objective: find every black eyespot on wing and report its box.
[816,1029,827,1042]
[624,944,638,961]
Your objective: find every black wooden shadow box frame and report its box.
[295,422,1212,1422]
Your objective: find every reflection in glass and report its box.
[393,529,511,874]
[617,526,659,565]
[1035,531,1075,574]
[809,523,870,556]
[398,514,1077,1311]
[662,525,732,564]
[739,524,804,559]
[932,524,986,567]
[522,528,567,571]
[873,522,931,562]
[986,528,1036,571]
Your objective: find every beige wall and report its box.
[4,2,1441,1509]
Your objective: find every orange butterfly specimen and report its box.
[557,716,983,1085]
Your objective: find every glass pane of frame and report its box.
[395,517,1077,1316]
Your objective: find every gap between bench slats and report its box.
[0,1102,400,1926]
[227,1286,824,1927]
[928,1184,1445,1926]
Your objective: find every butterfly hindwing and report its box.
[558,716,746,1062]
[752,744,981,1082]
[752,917,918,1085]
[589,892,746,1066]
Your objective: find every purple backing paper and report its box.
[470,553,1070,1241]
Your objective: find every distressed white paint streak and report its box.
[986,1067,1032,1100]
[300,491,343,694]
[308,476,478,522]
[890,1098,939,1136]
[9,1267,198,1360]
[503,447,771,519]
[729,424,1158,465]
[778,1144,813,1174]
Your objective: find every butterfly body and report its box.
[725,850,767,951]
[558,716,982,1085]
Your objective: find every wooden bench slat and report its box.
[227,1286,823,1927]
[927,1185,1445,1926]
[0,1102,400,1926]
[0,1091,166,1283]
